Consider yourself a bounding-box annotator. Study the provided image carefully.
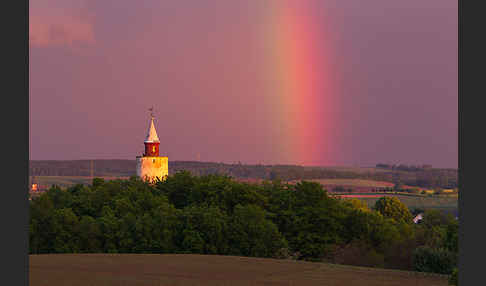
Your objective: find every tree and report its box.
[28,173,456,273]
[333,239,385,268]
[444,220,458,253]
[344,199,370,213]
[51,208,80,253]
[412,246,456,274]
[421,209,455,229]
[78,215,102,252]
[449,268,458,285]
[92,178,105,188]
[156,171,195,209]
[228,204,287,258]
[97,206,119,253]
[177,205,228,254]
[373,197,413,223]
[286,182,347,260]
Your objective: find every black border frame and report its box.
[2,0,29,285]
[458,0,484,285]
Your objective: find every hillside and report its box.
[29,160,458,189]
[29,254,449,286]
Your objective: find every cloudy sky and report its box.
[30,0,457,168]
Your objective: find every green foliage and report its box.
[228,204,287,258]
[415,210,458,252]
[333,240,385,268]
[413,246,456,274]
[29,172,457,274]
[444,220,458,253]
[449,268,458,285]
[178,205,228,254]
[288,191,345,259]
[373,197,413,223]
[92,178,105,188]
[421,209,455,228]
[343,199,370,213]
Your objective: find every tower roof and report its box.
[144,116,160,143]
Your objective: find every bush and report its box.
[274,247,291,259]
[449,267,458,285]
[413,246,456,274]
[333,240,385,268]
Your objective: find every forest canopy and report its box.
[29,172,458,274]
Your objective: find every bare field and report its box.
[29,254,449,286]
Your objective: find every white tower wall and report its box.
[136,156,168,183]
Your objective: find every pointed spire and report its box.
[144,113,160,143]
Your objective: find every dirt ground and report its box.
[29,254,449,286]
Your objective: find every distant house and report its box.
[30,183,48,193]
[413,213,423,224]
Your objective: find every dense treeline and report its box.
[30,160,458,189]
[29,172,458,275]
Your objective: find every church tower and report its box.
[136,109,168,182]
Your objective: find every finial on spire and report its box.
[145,107,160,143]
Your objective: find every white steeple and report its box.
[144,112,160,143]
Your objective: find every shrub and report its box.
[274,247,291,259]
[333,240,385,268]
[413,246,456,274]
[449,267,458,285]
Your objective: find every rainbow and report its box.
[262,1,338,166]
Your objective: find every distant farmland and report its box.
[288,178,395,188]
[29,160,458,190]
[30,177,395,189]
[29,254,449,286]
[337,194,458,212]
[30,176,129,188]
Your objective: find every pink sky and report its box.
[30,0,457,168]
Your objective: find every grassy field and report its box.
[29,254,449,286]
[289,178,394,188]
[341,194,458,211]
[322,166,391,174]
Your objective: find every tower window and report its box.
[153,146,156,153]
